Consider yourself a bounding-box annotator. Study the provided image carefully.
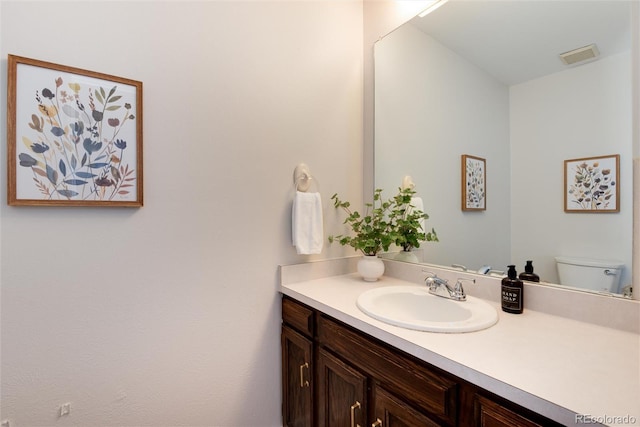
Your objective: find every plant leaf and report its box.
[22,136,34,151]
[64,179,87,186]
[111,166,121,182]
[59,159,66,177]
[88,162,109,169]
[105,105,121,111]
[33,167,47,178]
[75,171,97,179]
[62,104,80,118]
[46,164,58,185]
[57,189,78,198]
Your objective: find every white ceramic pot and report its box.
[394,250,419,263]
[357,255,385,282]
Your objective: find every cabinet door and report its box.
[372,386,440,427]
[474,394,546,427]
[317,349,367,427]
[282,326,313,427]
[318,316,458,425]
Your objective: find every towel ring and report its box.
[402,175,415,190]
[293,163,320,193]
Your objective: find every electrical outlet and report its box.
[59,402,71,417]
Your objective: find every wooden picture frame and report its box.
[7,55,143,207]
[461,154,486,211]
[564,154,619,213]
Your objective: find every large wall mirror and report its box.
[375,0,635,297]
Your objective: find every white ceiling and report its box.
[409,0,633,86]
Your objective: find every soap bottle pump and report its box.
[519,260,540,282]
[501,265,524,314]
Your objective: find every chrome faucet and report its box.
[425,274,472,301]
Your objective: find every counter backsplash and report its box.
[280,256,640,334]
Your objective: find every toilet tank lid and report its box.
[555,256,624,269]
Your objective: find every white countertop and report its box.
[280,273,640,427]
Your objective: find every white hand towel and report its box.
[292,191,324,255]
[409,196,425,231]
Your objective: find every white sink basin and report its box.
[356,285,498,333]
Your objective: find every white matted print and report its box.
[461,154,486,211]
[564,154,619,213]
[7,55,143,207]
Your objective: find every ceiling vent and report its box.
[559,44,600,66]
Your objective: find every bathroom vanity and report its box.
[282,296,563,427]
[280,258,640,427]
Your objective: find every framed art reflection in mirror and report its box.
[564,154,619,213]
[461,154,486,211]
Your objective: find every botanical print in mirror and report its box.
[461,155,486,211]
[7,55,143,207]
[564,154,619,213]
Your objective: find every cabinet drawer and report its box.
[282,296,314,338]
[373,385,441,427]
[318,315,458,426]
[473,393,563,427]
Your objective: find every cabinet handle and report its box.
[299,362,309,388]
[371,419,383,427]
[350,401,361,427]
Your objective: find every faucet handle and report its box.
[422,270,439,284]
[422,270,438,278]
[454,278,475,299]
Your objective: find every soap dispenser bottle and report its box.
[502,265,524,314]
[519,260,540,282]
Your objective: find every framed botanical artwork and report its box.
[7,55,143,207]
[564,154,619,213]
[461,154,486,211]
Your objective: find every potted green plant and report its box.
[328,188,394,281]
[388,187,438,257]
[329,187,438,280]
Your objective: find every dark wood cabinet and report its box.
[282,297,316,427]
[372,385,441,427]
[317,349,367,427]
[473,394,548,427]
[317,314,457,426]
[281,295,562,427]
[282,326,313,427]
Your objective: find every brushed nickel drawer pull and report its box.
[372,419,383,427]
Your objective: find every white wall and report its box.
[0,2,363,426]
[362,1,432,199]
[374,22,511,271]
[510,52,633,289]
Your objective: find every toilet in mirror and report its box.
[555,256,626,294]
[374,0,636,298]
